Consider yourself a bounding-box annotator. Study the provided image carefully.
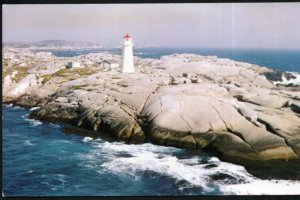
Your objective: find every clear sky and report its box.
[3,3,300,49]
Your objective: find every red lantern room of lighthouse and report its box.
[124,33,131,40]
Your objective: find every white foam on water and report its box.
[273,71,300,86]
[220,179,300,195]
[26,118,43,127]
[78,141,300,195]
[41,174,67,192]
[83,137,93,143]
[22,114,29,118]
[101,150,249,193]
[50,123,60,128]
[99,141,180,155]
[94,142,243,192]
[56,174,67,186]
[5,104,13,108]
[21,114,43,126]
[29,107,40,111]
[24,140,34,146]
[12,105,22,110]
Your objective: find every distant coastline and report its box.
[29,45,300,73]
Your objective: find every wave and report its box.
[23,117,42,127]
[50,123,60,128]
[76,141,300,195]
[29,107,40,111]
[273,71,300,86]
[82,137,93,142]
[101,148,248,193]
[220,179,300,195]
[24,140,34,146]
[22,114,29,118]
[12,105,23,110]
[5,104,14,108]
[40,174,67,192]
[99,141,180,155]
[21,113,43,127]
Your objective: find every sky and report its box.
[2,3,300,49]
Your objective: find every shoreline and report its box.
[3,48,300,165]
[3,102,300,181]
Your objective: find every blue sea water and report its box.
[50,47,300,73]
[3,48,300,196]
[3,105,300,196]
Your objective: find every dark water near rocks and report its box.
[50,47,300,73]
[3,104,300,196]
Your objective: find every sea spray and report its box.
[273,71,300,86]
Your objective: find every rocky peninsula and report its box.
[3,47,300,164]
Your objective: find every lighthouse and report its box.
[121,33,135,73]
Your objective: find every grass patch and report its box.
[42,67,99,84]
[70,84,90,90]
[13,67,29,83]
[2,59,12,79]
[2,65,29,83]
[2,58,9,66]
[2,68,13,80]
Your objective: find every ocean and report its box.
[3,48,300,196]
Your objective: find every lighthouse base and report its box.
[121,45,135,73]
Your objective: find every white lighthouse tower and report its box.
[121,33,135,73]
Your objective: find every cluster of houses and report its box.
[66,58,120,70]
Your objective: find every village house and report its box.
[100,59,119,69]
[67,61,81,69]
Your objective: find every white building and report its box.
[121,33,135,73]
[100,59,119,69]
[67,61,81,68]
[35,52,53,57]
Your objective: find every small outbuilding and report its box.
[100,59,119,69]
[67,61,81,69]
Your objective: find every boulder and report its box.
[245,102,300,157]
[5,74,39,100]
[236,88,288,109]
[142,84,298,160]
[283,72,297,80]
[263,70,283,82]
[289,101,300,114]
